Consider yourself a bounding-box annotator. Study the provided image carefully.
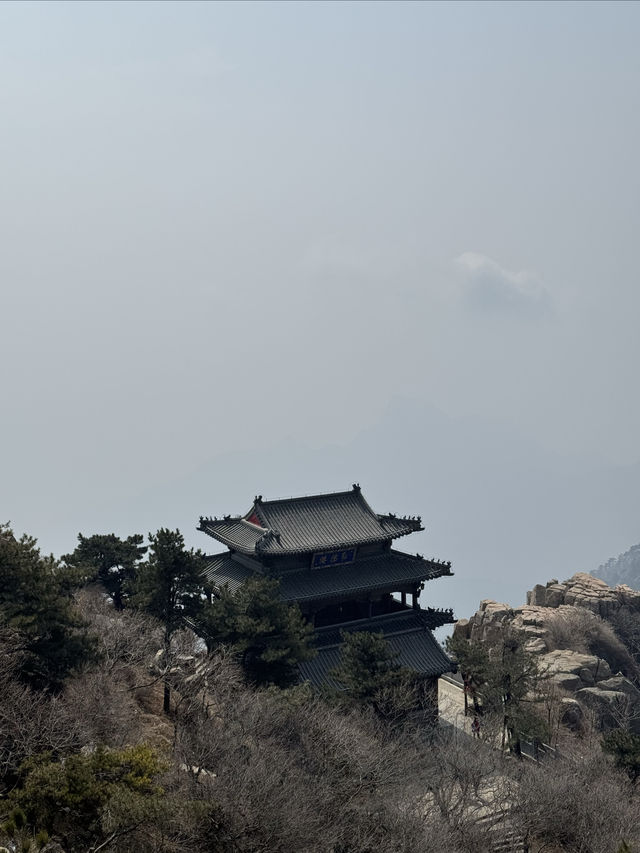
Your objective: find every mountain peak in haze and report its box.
[593,542,640,590]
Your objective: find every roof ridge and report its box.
[256,485,361,506]
[356,488,383,521]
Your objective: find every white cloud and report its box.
[455,252,552,316]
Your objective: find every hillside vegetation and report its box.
[1,524,640,852]
[594,543,640,590]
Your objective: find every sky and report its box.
[2,1,640,618]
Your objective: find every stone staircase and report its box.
[477,810,527,853]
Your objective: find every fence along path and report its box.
[437,673,556,853]
[438,673,557,763]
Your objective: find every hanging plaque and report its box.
[311,548,356,569]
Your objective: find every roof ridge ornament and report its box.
[255,527,282,552]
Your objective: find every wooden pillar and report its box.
[367,599,373,618]
[412,588,418,609]
[401,592,406,606]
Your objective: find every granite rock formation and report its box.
[454,573,640,732]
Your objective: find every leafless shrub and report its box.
[0,631,82,786]
[418,729,519,852]
[75,586,162,674]
[0,681,82,786]
[609,609,640,673]
[546,608,637,676]
[515,748,640,852]
[172,662,459,853]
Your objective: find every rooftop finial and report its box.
[352,483,361,492]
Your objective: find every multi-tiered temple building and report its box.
[199,485,454,687]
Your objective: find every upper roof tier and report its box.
[198,485,423,557]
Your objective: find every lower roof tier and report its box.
[204,548,453,606]
[299,609,454,687]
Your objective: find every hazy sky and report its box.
[3,1,640,610]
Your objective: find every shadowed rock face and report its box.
[454,573,640,731]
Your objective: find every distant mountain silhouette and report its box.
[593,542,640,590]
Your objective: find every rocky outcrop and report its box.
[455,573,640,648]
[454,572,640,732]
[526,572,640,618]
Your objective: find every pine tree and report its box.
[331,630,404,700]
[201,576,315,688]
[330,630,419,722]
[63,532,147,609]
[130,528,206,712]
[448,628,548,752]
[0,524,96,690]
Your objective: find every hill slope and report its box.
[593,542,640,590]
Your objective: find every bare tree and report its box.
[515,747,640,852]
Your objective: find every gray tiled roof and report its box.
[199,518,265,554]
[203,553,252,593]
[299,610,454,687]
[198,486,423,556]
[311,608,455,644]
[279,551,452,604]
[203,549,452,604]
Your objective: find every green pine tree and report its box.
[201,576,315,688]
[330,630,420,722]
[10,744,166,850]
[0,524,96,690]
[130,528,206,712]
[63,532,147,609]
[448,628,548,752]
[331,630,403,700]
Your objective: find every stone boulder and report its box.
[466,600,515,645]
[560,698,584,732]
[551,673,583,691]
[596,675,640,705]
[575,686,632,730]
[524,637,547,655]
[540,649,611,686]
